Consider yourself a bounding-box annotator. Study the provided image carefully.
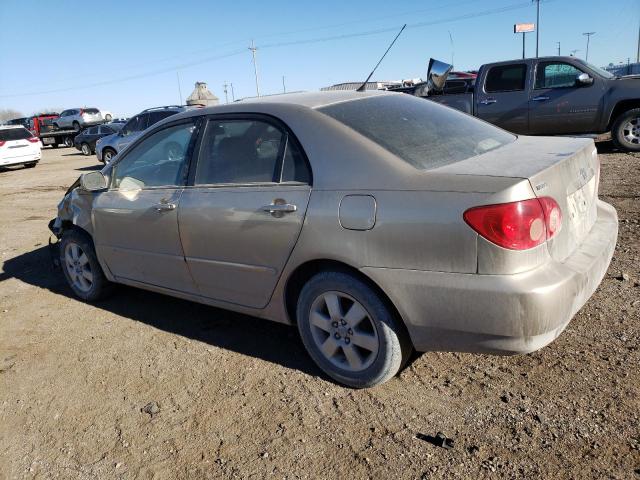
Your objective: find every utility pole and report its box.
[534,0,540,57]
[637,20,639,63]
[223,81,229,104]
[556,42,561,56]
[249,40,260,97]
[583,32,596,62]
[176,72,183,105]
[230,83,235,102]
[282,76,286,93]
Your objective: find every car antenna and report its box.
[356,24,407,92]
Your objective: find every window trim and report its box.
[484,63,528,94]
[187,113,313,188]
[533,61,589,91]
[107,117,203,191]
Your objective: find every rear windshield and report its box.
[0,127,32,141]
[318,94,515,170]
[84,108,100,114]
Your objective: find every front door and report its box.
[178,116,312,308]
[528,60,602,135]
[476,63,530,134]
[93,119,200,293]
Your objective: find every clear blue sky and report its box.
[0,0,638,117]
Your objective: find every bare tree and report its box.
[0,108,25,122]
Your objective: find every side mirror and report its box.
[80,171,107,191]
[577,73,594,86]
[426,58,453,93]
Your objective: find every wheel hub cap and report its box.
[622,117,640,144]
[64,242,93,293]
[309,291,379,372]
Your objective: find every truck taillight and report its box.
[463,197,562,250]
[27,137,40,143]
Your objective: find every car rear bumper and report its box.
[0,150,41,166]
[362,200,618,355]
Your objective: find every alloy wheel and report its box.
[622,116,640,145]
[308,291,379,372]
[64,242,93,293]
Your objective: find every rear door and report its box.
[528,60,603,135]
[178,115,312,308]
[476,63,530,134]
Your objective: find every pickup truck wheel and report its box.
[59,229,113,302]
[81,143,91,156]
[296,271,411,388]
[612,108,640,152]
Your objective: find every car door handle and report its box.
[154,202,176,212]
[262,203,297,214]
[480,98,497,105]
[532,95,550,101]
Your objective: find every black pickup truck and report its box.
[425,56,640,151]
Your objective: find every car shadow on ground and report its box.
[1,246,324,379]
[75,165,103,172]
[62,152,83,157]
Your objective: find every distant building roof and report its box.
[321,81,403,92]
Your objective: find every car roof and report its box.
[0,125,28,130]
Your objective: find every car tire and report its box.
[296,271,411,388]
[24,162,37,168]
[59,228,113,302]
[72,121,81,132]
[102,148,116,163]
[64,136,73,147]
[612,108,640,152]
[51,143,59,149]
[81,143,91,156]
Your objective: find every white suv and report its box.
[53,108,106,131]
[0,126,41,168]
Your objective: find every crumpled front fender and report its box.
[48,178,95,238]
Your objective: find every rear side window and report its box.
[149,110,178,125]
[0,127,32,141]
[319,94,515,170]
[485,64,527,92]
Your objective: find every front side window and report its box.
[535,62,583,89]
[485,64,527,92]
[195,119,285,185]
[112,121,197,190]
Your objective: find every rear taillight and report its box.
[27,137,40,143]
[79,108,85,116]
[464,197,562,250]
[0,141,5,147]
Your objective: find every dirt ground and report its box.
[0,144,638,480]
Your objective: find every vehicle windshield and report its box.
[318,94,515,170]
[575,59,615,79]
[0,127,32,141]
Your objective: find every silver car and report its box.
[96,106,188,163]
[53,108,105,131]
[49,91,617,388]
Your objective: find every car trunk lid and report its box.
[433,135,599,262]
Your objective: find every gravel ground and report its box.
[0,145,638,480]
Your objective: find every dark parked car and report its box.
[74,124,122,156]
[426,56,640,151]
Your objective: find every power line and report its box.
[0,1,534,98]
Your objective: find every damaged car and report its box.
[49,91,618,388]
